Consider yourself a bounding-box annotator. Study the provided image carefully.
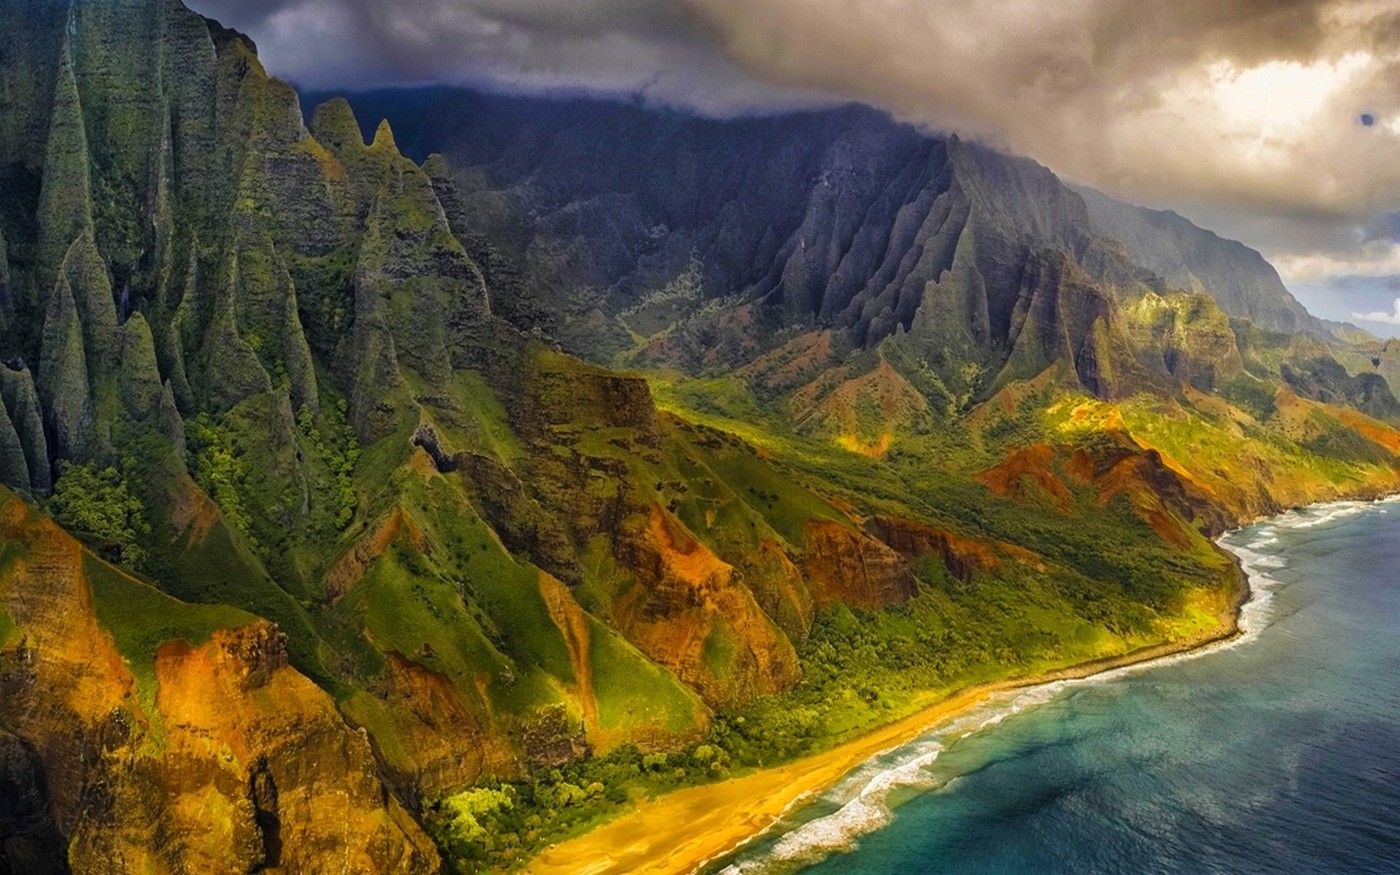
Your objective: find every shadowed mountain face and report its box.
[1076,187,1322,336]
[324,88,1324,391]
[0,3,1398,872]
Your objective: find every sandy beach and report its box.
[528,563,1251,875]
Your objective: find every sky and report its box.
[187,0,1400,334]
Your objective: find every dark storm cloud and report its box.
[185,0,828,112]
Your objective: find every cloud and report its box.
[184,0,1400,285]
[1353,296,1400,323]
[186,0,831,113]
[684,0,1400,220]
[1275,239,1400,281]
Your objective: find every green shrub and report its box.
[185,413,253,537]
[49,461,151,567]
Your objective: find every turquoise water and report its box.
[711,499,1400,875]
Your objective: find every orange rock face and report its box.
[323,506,426,602]
[800,520,917,610]
[869,515,1021,584]
[611,506,800,708]
[975,442,1074,510]
[0,495,438,873]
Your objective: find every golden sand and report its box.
[528,566,1249,875]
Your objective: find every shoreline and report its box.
[528,550,1254,875]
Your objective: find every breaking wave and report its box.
[711,497,1392,874]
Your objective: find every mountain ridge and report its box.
[0,3,1399,872]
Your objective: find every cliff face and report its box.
[3,2,1400,871]
[332,88,1327,380]
[1078,187,1322,336]
[0,492,437,873]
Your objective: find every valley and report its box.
[1,2,1399,873]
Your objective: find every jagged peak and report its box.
[203,15,258,58]
[118,311,164,421]
[37,272,94,460]
[371,118,399,154]
[310,97,365,153]
[421,153,450,179]
[45,270,79,326]
[58,230,119,368]
[37,21,95,287]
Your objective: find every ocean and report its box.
[709,499,1400,874]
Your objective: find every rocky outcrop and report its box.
[1125,291,1243,390]
[870,516,1015,585]
[120,624,439,874]
[612,506,799,708]
[800,520,916,610]
[0,730,67,875]
[323,507,426,602]
[522,356,663,446]
[0,493,438,873]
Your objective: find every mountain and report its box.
[324,88,1325,370]
[0,3,1398,873]
[1076,187,1324,336]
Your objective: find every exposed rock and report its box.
[1125,291,1243,390]
[323,507,426,603]
[870,516,1014,585]
[460,452,580,583]
[522,358,663,447]
[342,652,514,800]
[975,442,1075,511]
[611,506,799,708]
[0,369,52,494]
[800,520,917,610]
[998,251,1155,398]
[0,493,439,873]
[0,730,68,875]
[36,276,93,461]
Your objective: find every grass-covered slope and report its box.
[1,2,1400,873]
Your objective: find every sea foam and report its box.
[713,498,1384,874]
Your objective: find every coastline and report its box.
[527,552,1253,875]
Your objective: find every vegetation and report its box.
[186,413,254,537]
[49,460,151,567]
[6,6,1400,871]
[296,399,360,531]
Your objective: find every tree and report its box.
[49,461,150,567]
